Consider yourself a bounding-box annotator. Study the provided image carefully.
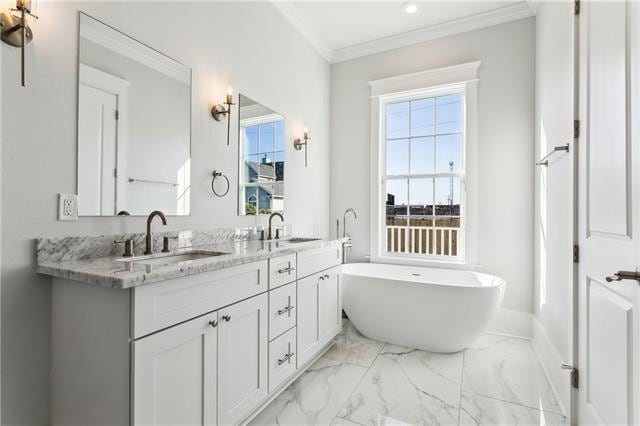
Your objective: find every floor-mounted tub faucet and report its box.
[342,208,357,263]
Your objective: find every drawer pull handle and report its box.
[222,315,231,322]
[277,266,295,274]
[323,274,330,279]
[277,352,294,366]
[208,319,218,328]
[277,305,294,315]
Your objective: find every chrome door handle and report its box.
[277,352,294,365]
[222,315,231,322]
[208,319,218,328]
[606,270,640,283]
[277,266,295,274]
[277,305,294,315]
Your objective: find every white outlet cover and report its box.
[58,193,78,221]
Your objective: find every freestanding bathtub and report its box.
[342,263,505,353]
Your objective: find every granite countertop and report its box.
[37,237,346,289]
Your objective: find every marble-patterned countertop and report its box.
[37,238,346,289]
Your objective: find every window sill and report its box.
[369,255,480,271]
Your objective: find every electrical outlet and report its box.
[58,193,78,221]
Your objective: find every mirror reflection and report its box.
[77,13,191,216]
[238,94,285,215]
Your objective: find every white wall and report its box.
[330,18,536,314]
[533,1,575,414]
[1,2,330,423]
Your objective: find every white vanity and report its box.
[38,234,343,425]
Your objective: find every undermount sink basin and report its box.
[118,250,229,267]
[283,237,321,244]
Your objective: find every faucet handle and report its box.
[162,236,179,253]
[114,239,134,257]
[275,228,281,240]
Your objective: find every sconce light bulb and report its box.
[303,127,309,139]
[226,86,233,104]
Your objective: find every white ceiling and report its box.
[273,1,536,63]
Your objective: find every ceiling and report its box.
[273,1,536,63]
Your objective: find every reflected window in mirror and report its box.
[238,94,284,215]
[77,13,191,216]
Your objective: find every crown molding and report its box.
[332,2,535,63]
[271,1,334,63]
[80,14,190,85]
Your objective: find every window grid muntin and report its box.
[383,92,465,259]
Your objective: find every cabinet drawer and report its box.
[269,282,296,340]
[297,245,342,279]
[268,327,297,393]
[269,254,297,289]
[132,261,268,338]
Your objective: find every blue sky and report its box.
[386,94,463,207]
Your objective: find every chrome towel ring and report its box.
[211,170,230,197]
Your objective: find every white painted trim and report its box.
[239,113,284,128]
[78,64,130,215]
[80,13,190,85]
[332,3,535,63]
[369,64,479,265]
[369,61,481,97]
[531,316,571,418]
[270,1,333,63]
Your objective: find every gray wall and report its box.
[329,18,536,314]
[1,2,330,423]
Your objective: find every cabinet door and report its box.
[218,293,268,425]
[133,312,218,425]
[319,267,342,344]
[297,274,320,366]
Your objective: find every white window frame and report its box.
[369,61,480,267]
[238,113,285,215]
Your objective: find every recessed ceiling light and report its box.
[403,2,418,14]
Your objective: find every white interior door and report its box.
[78,83,117,215]
[578,1,640,424]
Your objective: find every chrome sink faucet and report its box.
[144,210,167,255]
[267,212,284,240]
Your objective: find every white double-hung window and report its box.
[369,62,479,264]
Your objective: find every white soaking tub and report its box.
[342,263,505,353]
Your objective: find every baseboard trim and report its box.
[486,308,533,338]
[531,316,570,418]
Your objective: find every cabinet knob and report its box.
[208,319,218,328]
[222,315,232,322]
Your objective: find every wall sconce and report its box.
[0,0,38,87]
[211,87,235,146]
[293,127,310,167]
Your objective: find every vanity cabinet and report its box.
[217,293,268,425]
[49,243,343,426]
[133,311,218,425]
[297,265,342,366]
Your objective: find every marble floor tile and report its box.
[249,354,367,426]
[323,319,385,368]
[338,344,463,426]
[462,334,563,415]
[459,392,567,426]
[331,416,366,426]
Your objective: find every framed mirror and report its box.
[237,94,285,215]
[77,13,191,216]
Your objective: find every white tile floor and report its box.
[250,319,567,426]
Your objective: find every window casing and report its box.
[382,87,466,261]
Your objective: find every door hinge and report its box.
[574,119,580,139]
[574,0,580,15]
[573,244,579,263]
[115,110,119,120]
[562,364,579,389]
